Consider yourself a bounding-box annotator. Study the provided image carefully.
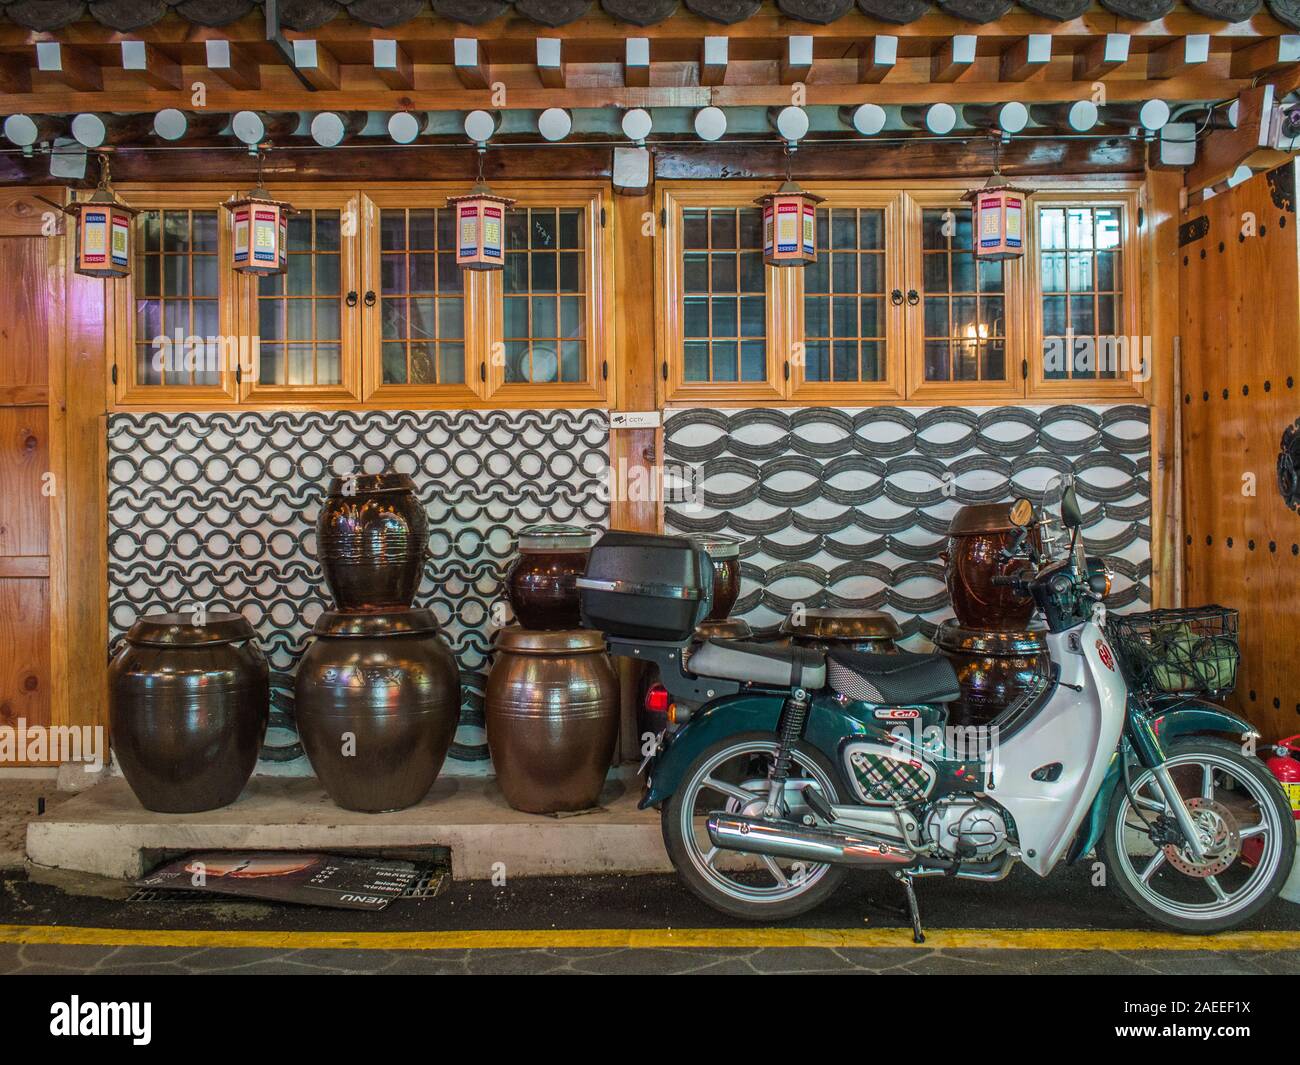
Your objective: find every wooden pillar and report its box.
[609,178,661,763]
[1144,167,1181,610]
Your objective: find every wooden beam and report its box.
[1186,85,1286,194]
[857,35,896,84]
[536,38,565,88]
[120,41,179,91]
[292,40,340,92]
[34,43,100,93]
[454,37,488,89]
[931,35,976,84]
[372,40,412,91]
[781,35,813,85]
[1147,34,1209,81]
[1000,34,1050,82]
[624,37,649,87]
[0,55,30,94]
[204,40,260,91]
[1075,33,1130,81]
[1229,35,1300,79]
[700,36,727,87]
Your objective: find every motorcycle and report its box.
[597,476,1295,936]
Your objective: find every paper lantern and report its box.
[754,180,823,268]
[962,175,1031,262]
[445,183,516,271]
[67,190,137,279]
[224,187,295,276]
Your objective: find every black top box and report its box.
[577,531,714,642]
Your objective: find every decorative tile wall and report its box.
[663,404,1151,643]
[107,409,610,767]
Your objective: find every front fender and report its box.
[639,692,878,809]
[1066,694,1258,863]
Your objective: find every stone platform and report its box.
[25,768,670,881]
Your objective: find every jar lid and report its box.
[126,611,257,647]
[779,608,901,640]
[313,608,440,638]
[947,502,1022,536]
[516,524,598,552]
[934,618,1048,654]
[325,472,416,496]
[695,617,754,641]
[494,626,606,654]
[689,533,743,559]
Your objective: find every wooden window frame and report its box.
[109,188,244,407]
[789,188,906,404]
[903,188,1027,405]
[1026,189,1147,402]
[240,187,363,406]
[482,183,612,408]
[359,188,484,407]
[658,183,788,406]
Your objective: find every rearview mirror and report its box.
[1008,498,1034,528]
[1061,485,1083,529]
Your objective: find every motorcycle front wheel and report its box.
[661,732,847,921]
[1098,738,1295,933]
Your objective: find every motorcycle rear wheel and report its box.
[1098,738,1295,934]
[661,732,848,921]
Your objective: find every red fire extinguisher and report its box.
[1242,737,1300,868]
[1265,736,1300,821]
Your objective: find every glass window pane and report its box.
[560,296,581,338]
[259,344,283,385]
[683,210,708,250]
[684,341,709,381]
[162,255,188,296]
[317,344,341,385]
[532,295,557,338]
[162,211,189,252]
[409,254,436,294]
[381,211,406,250]
[315,254,339,295]
[287,301,312,342]
[409,343,435,384]
[439,343,465,384]
[382,341,407,383]
[409,210,435,250]
[861,340,882,380]
[805,340,830,381]
[316,299,340,341]
[287,254,311,296]
[923,253,948,293]
[712,253,737,293]
[710,211,736,248]
[315,212,340,252]
[712,341,738,381]
[192,211,217,253]
[381,296,406,340]
[711,297,737,338]
[531,252,557,291]
[439,298,464,341]
[740,341,765,381]
[925,340,950,380]
[504,296,529,339]
[559,209,581,248]
[410,297,435,339]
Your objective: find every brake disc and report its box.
[1162,797,1241,877]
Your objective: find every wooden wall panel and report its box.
[1179,161,1300,740]
[0,578,50,735]
[0,236,49,402]
[0,408,49,559]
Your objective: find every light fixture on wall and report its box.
[223,151,295,276]
[446,150,515,271]
[753,148,822,268]
[60,153,138,279]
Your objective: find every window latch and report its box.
[111,363,118,385]
[479,361,487,382]
[783,360,790,381]
[661,361,668,381]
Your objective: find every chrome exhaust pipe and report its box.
[706,813,914,868]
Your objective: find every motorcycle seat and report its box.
[688,639,826,690]
[826,647,961,705]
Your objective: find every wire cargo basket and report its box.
[1106,605,1239,698]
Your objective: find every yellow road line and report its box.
[0,924,1296,952]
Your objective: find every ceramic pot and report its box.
[504,525,597,630]
[690,533,744,621]
[109,612,269,813]
[942,503,1039,630]
[934,620,1050,728]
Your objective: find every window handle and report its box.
[345,291,358,307]
[890,288,904,306]
[906,289,920,306]
[363,290,376,307]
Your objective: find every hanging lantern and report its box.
[445,181,516,271]
[753,179,822,267]
[60,155,137,279]
[223,184,295,276]
[962,172,1031,262]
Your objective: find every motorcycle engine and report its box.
[923,799,1007,860]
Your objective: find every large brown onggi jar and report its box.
[942,503,1039,630]
[504,525,598,630]
[689,533,744,621]
[294,608,460,813]
[109,612,269,813]
[316,472,429,611]
[934,620,1050,728]
[779,608,901,654]
[486,627,619,815]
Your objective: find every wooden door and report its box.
[1179,161,1300,741]
[0,192,55,761]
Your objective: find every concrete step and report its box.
[26,768,671,881]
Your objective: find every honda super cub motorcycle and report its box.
[581,476,1294,936]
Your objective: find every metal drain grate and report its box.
[126,864,449,905]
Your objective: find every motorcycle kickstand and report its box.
[892,870,925,944]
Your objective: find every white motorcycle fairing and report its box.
[984,621,1128,876]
